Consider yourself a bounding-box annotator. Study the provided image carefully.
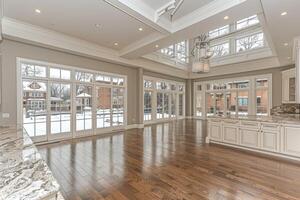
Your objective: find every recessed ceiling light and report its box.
[281,12,287,16]
[155,44,159,48]
[95,24,101,28]
[224,16,229,20]
[287,57,291,59]
[35,9,41,14]
[284,43,289,46]
[114,42,119,46]
[138,27,143,31]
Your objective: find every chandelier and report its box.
[191,34,213,73]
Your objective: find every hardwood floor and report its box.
[38,120,300,200]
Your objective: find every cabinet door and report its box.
[223,125,239,144]
[240,128,260,148]
[261,130,279,152]
[209,123,222,141]
[283,126,300,157]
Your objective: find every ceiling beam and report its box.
[119,0,263,59]
[1,17,188,78]
[103,0,171,34]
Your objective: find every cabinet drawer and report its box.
[261,123,280,131]
[223,119,239,125]
[241,121,259,128]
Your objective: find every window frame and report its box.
[18,57,127,143]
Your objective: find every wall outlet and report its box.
[2,113,10,119]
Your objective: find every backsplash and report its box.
[271,103,300,115]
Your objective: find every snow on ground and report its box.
[23,109,124,137]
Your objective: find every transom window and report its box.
[209,25,229,39]
[205,14,265,59]
[160,41,188,63]
[211,42,230,58]
[236,15,259,30]
[236,32,264,53]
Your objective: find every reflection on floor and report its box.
[38,120,300,200]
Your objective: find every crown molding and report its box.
[1,17,188,79]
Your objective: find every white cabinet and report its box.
[261,123,280,152]
[222,120,239,144]
[282,68,296,103]
[209,121,222,142]
[240,128,260,148]
[207,118,300,160]
[282,125,300,157]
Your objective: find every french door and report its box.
[20,59,127,143]
[49,82,72,140]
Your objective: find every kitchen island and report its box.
[207,115,300,160]
[0,125,63,200]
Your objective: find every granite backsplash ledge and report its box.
[271,103,300,115]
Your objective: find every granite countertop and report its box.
[0,125,60,200]
[207,114,300,125]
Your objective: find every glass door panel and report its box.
[206,93,215,116]
[96,87,111,128]
[112,88,124,126]
[226,91,237,115]
[237,91,249,115]
[22,80,47,141]
[179,94,184,116]
[195,92,202,117]
[256,89,268,116]
[215,93,225,115]
[75,85,93,132]
[170,93,176,118]
[50,83,71,137]
[157,93,163,119]
[163,93,169,118]
[144,91,152,121]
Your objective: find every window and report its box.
[144,91,152,121]
[22,63,46,78]
[256,79,269,116]
[144,80,153,88]
[236,33,264,53]
[95,75,111,84]
[21,59,127,142]
[236,15,259,30]
[196,75,271,117]
[75,85,92,131]
[75,71,93,82]
[211,43,230,58]
[96,87,111,128]
[209,25,229,38]
[50,68,71,80]
[157,93,163,119]
[143,77,185,122]
[50,83,71,134]
[112,88,124,126]
[160,41,188,63]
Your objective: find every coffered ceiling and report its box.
[1,0,299,78]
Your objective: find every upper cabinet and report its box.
[282,68,296,103]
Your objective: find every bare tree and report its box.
[237,34,262,52]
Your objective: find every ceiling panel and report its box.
[261,0,300,65]
[3,0,157,49]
